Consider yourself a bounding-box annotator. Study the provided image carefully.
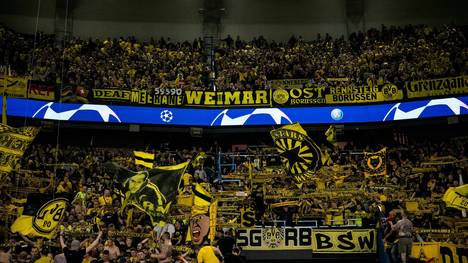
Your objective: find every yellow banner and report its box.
[236,228,376,253]
[184,90,270,106]
[0,124,39,173]
[406,75,468,99]
[325,83,402,104]
[311,229,376,253]
[93,88,270,106]
[237,227,313,250]
[0,76,28,98]
[412,242,468,263]
[269,80,402,105]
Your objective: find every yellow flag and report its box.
[133,151,154,168]
[442,184,468,211]
[325,125,336,146]
[11,194,68,239]
[271,123,322,183]
[0,124,39,174]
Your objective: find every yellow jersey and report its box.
[197,246,220,263]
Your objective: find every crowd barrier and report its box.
[1,75,468,107]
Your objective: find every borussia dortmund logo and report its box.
[262,228,284,248]
[273,89,289,104]
[33,198,68,235]
[271,123,322,182]
[382,84,399,100]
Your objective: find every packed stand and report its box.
[0,130,465,261]
[215,25,468,89]
[2,24,468,93]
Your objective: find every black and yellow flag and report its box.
[442,184,468,211]
[362,148,387,176]
[11,194,69,239]
[0,124,39,174]
[109,161,189,225]
[270,123,322,183]
[134,151,155,168]
[191,152,206,168]
[325,125,336,146]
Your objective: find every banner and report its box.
[442,184,468,211]
[311,229,376,253]
[270,80,402,106]
[0,76,28,98]
[237,227,313,250]
[92,88,184,106]
[406,75,468,99]
[134,151,155,169]
[0,124,40,174]
[236,228,376,253]
[11,194,69,239]
[60,83,89,103]
[110,161,189,225]
[362,148,387,177]
[28,80,55,101]
[411,242,468,263]
[270,123,322,183]
[93,88,271,107]
[325,83,402,104]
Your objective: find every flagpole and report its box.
[1,94,6,125]
[1,68,7,125]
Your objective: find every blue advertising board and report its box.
[1,96,467,126]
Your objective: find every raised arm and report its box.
[59,231,66,249]
[85,231,103,254]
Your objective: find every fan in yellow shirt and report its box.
[34,248,53,263]
[98,189,113,206]
[197,245,222,263]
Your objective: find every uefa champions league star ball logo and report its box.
[210,108,292,126]
[32,102,121,122]
[160,110,173,123]
[330,108,343,121]
[383,98,468,121]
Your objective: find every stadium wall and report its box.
[0,0,468,41]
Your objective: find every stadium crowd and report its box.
[2,24,468,92]
[0,129,466,262]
